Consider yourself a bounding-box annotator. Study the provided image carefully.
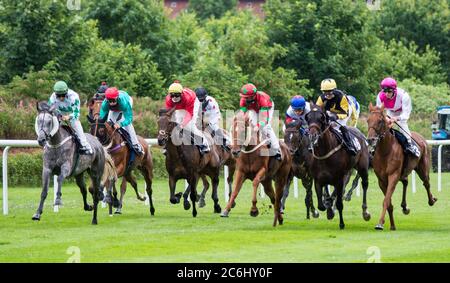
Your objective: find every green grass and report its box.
[0,172,449,263]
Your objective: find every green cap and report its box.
[53,81,68,95]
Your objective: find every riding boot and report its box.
[340,126,357,156]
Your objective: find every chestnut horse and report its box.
[87,104,154,216]
[157,108,222,216]
[306,103,370,229]
[220,111,292,227]
[367,103,437,230]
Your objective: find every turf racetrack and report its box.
[1,172,449,262]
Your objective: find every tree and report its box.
[188,0,237,21]
[371,0,450,83]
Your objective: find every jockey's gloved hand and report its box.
[113,123,121,130]
[327,112,337,122]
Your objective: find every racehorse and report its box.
[33,102,105,224]
[157,108,222,216]
[283,121,319,219]
[306,102,370,229]
[221,111,292,227]
[367,103,437,230]
[87,97,153,215]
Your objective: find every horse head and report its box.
[230,111,259,158]
[367,102,387,155]
[305,102,328,146]
[284,121,302,155]
[35,101,60,146]
[157,108,176,146]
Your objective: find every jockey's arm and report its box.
[181,99,195,127]
[99,100,110,121]
[48,93,56,106]
[336,95,350,120]
[285,113,294,125]
[398,93,412,122]
[375,94,383,108]
[257,107,270,128]
[316,96,324,107]
[68,97,81,121]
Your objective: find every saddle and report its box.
[62,125,82,151]
[391,129,420,157]
[330,126,362,153]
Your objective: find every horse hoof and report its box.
[109,214,113,217]
[318,204,326,211]
[250,209,259,217]
[344,195,352,202]
[113,200,120,208]
[278,218,284,225]
[402,208,410,215]
[150,207,155,216]
[170,197,179,204]
[84,205,93,211]
[375,224,384,230]
[92,219,98,225]
[54,199,63,206]
[214,204,221,214]
[339,223,345,230]
[390,226,396,231]
[326,209,335,220]
[231,201,236,209]
[312,210,320,218]
[220,210,229,217]
[32,214,41,221]
[196,194,201,202]
[429,198,437,206]
[184,201,191,210]
[192,210,197,218]
[114,210,122,215]
[363,212,371,221]
[199,198,206,208]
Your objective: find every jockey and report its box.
[99,87,144,155]
[96,81,109,97]
[48,81,93,155]
[165,82,211,155]
[285,95,310,129]
[239,83,282,161]
[316,78,358,155]
[376,77,419,157]
[195,87,231,151]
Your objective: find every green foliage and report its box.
[399,79,450,114]
[6,69,57,102]
[80,38,164,99]
[188,0,237,21]
[371,0,450,83]
[0,0,94,84]
[0,151,43,186]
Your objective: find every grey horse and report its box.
[32,102,105,225]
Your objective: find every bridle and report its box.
[367,110,389,154]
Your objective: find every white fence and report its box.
[1,139,449,215]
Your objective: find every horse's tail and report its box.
[102,148,118,184]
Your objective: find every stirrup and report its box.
[79,146,93,155]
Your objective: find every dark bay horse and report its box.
[283,121,319,219]
[306,103,370,229]
[33,102,105,224]
[221,111,292,227]
[157,108,222,216]
[367,103,437,230]
[87,113,155,216]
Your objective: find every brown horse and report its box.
[87,103,154,215]
[306,103,370,229]
[367,103,437,230]
[283,121,319,219]
[220,111,292,227]
[157,108,222,216]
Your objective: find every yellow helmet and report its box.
[168,82,183,94]
[320,78,337,91]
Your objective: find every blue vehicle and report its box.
[431,106,450,172]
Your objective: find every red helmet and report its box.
[105,87,119,100]
[240,83,257,98]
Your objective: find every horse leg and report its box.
[183,183,191,210]
[376,175,399,230]
[75,173,93,211]
[106,180,113,216]
[273,171,290,227]
[387,203,396,231]
[359,168,371,221]
[199,175,209,208]
[128,172,146,202]
[32,168,52,221]
[210,173,221,213]
[400,177,410,215]
[345,172,360,202]
[89,171,102,225]
[336,181,345,230]
[250,168,266,217]
[221,170,245,217]
[112,182,120,208]
[302,177,318,219]
[227,164,236,208]
[325,186,335,220]
[415,161,437,206]
[115,177,127,214]
[281,173,292,214]
[189,175,199,218]
[315,181,326,211]
[140,166,155,216]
